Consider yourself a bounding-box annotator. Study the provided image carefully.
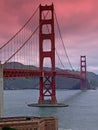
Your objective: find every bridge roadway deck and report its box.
[3,68,82,79]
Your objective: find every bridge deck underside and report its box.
[3,69,82,79]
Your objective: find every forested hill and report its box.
[3,62,98,90]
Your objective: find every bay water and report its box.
[4,89,98,130]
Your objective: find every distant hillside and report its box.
[3,62,98,90]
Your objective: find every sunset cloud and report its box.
[0,0,98,74]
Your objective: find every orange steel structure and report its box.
[80,56,88,89]
[38,4,56,104]
[2,4,89,104]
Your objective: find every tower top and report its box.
[39,3,54,11]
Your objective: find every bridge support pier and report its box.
[80,56,88,89]
[0,63,3,117]
[38,75,57,104]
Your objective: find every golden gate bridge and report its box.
[0,4,89,106]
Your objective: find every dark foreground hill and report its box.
[3,62,98,90]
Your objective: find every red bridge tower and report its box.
[80,56,88,89]
[38,4,57,104]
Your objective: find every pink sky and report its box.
[0,0,98,74]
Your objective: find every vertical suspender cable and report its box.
[0,6,39,50]
[54,10,74,71]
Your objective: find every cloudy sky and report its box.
[0,0,98,74]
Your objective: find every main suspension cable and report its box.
[55,49,65,69]
[54,10,74,71]
[0,6,39,50]
[3,25,39,65]
[3,8,49,65]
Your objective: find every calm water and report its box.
[3,89,98,130]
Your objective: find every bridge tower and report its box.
[80,56,88,89]
[38,4,57,104]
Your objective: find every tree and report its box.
[2,126,17,130]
